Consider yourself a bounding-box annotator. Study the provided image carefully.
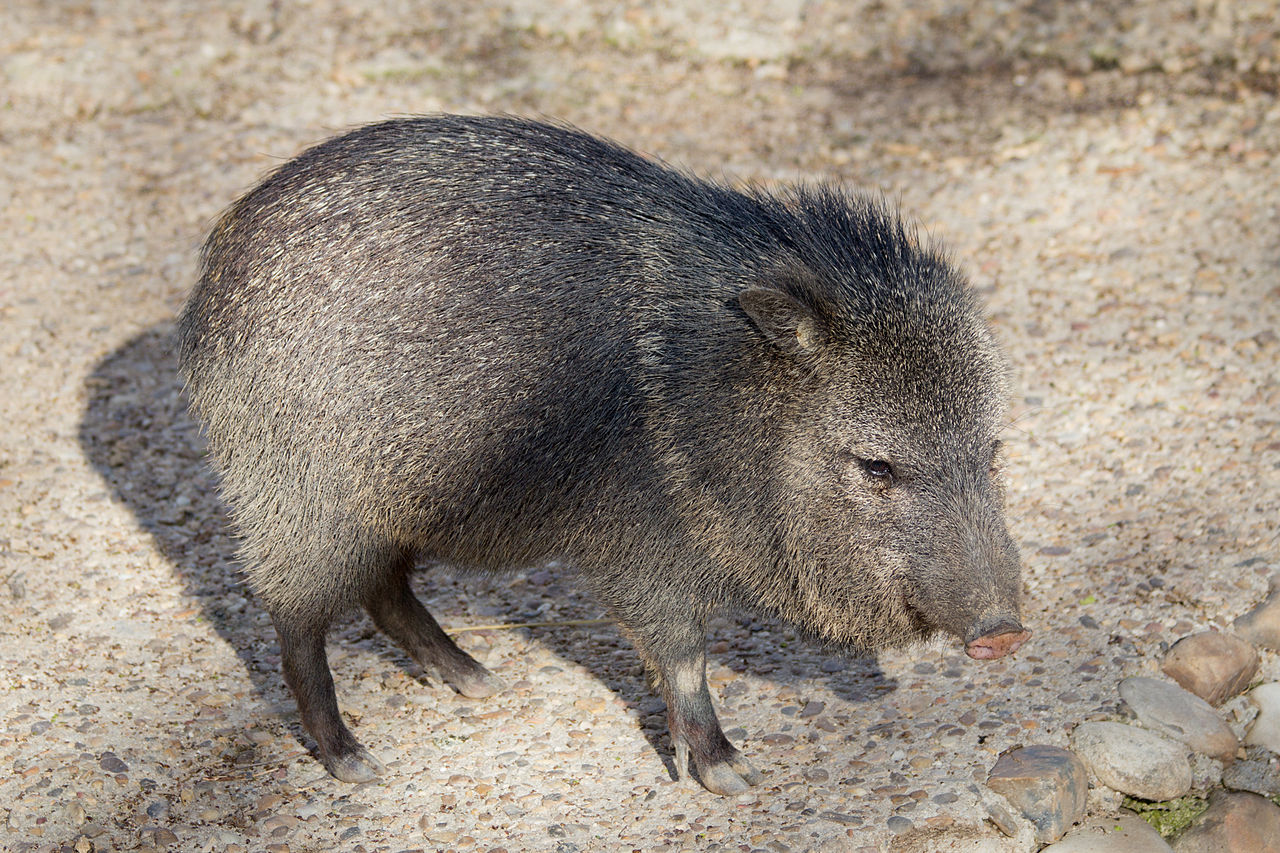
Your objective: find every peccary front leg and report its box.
[273,614,385,783]
[363,572,504,699]
[632,617,764,795]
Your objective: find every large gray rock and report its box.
[1161,632,1260,706]
[1118,676,1237,764]
[1233,573,1280,650]
[1172,790,1280,853]
[1040,814,1173,852]
[986,744,1088,844]
[1244,682,1280,754]
[1071,722,1192,802]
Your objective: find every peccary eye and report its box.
[860,458,894,481]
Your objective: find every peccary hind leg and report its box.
[634,616,764,795]
[363,571,504,699]
[273,614,386,783]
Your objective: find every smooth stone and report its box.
[986,744,1088,843]
[1071,722,1192,801]
[1244,682,1280,753]
[1233,574,1280,650]
[886,815,914,834]
[139,826,180,846]
[1118,676,1238,764]
[1161,632,1259,706]
[1040,814,1173,852]
[1172,790,1280,853]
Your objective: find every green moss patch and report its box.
[1123,796,1210,838]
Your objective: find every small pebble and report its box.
[984,796,1022,838]
[885,815,913,834]
[139,827,179,846]
[820,811,860,826]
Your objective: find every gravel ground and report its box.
[2,2,1278,851]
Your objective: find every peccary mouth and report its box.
[963,619,1031,660]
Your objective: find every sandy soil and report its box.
[2,2,1278,851]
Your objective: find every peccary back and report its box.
[179,115,1027,791]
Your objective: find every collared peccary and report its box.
[178,115,1029,794]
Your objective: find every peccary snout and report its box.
[889,456,1028,662]
[965,618,1032,660]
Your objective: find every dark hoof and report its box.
[323,746,386,783]
[728,752,764,787]
[676,741,764,795]
[450,665,504,699]
[697,761,752,795]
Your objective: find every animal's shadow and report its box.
[78,324,898,782]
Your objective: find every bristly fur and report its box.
[178,114,1025,790]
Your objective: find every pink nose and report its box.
[965,628,1031,660]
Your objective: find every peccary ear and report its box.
[738,287,828,354]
